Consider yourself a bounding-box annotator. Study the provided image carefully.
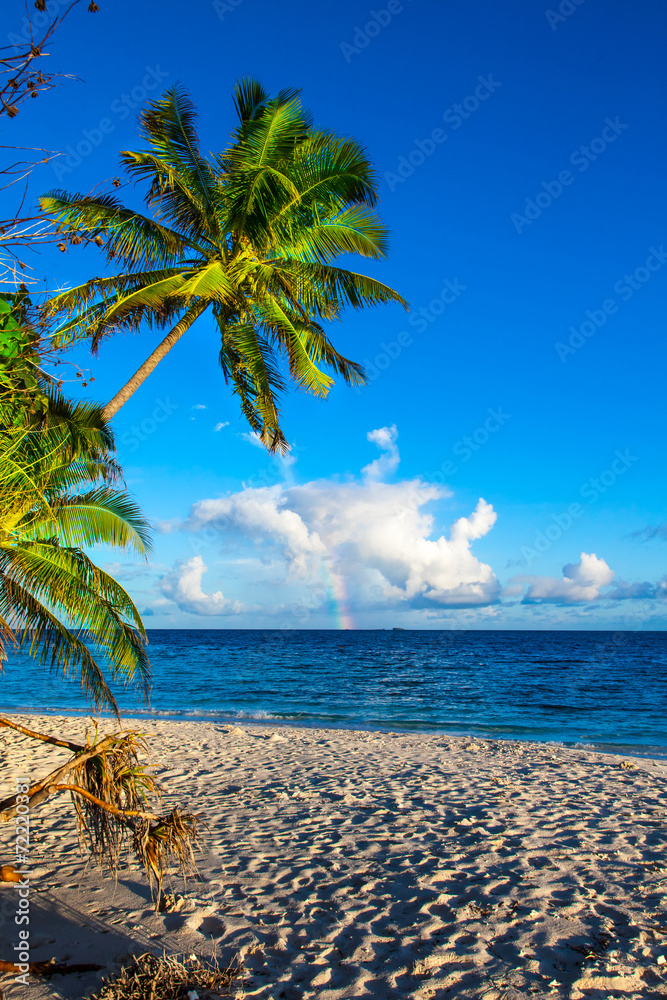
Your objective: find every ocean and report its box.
[2,630,666,757]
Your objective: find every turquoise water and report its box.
[2,630,666,756]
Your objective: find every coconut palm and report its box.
[0,410,197,913]
[39,79,407,451]
[0,389,151,715]
[0,301,198,910]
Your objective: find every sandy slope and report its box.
[1,714,667,999]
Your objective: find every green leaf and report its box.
[38,79,407,452]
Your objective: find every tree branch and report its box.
[0,1,84,120]
[0,733,122,820]
[0,714,83,751]
[52,783,160,821]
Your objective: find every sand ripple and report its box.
[1,717,666,999]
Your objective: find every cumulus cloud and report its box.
[510,552,615,604]
[177,426,500,610]
[184,490,326,576]
[160,555,244,616]
[192,404,206,410]
[508,554,667,606]
[214,421,230,432]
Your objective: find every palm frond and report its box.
[280,207,390,263]
[279,261,409,313]
[18,487,152,554]
[101,274,187,320]
[37,80,405,450]
[1,387,151,713]
[232,76,270,124]
[256,296,334,396]
[39,191,199,268]
[137,85,214,206]
[0,544,149,706]
[178,260,235,302]
[0,572,119,714]
[119,149,212,242]
[277,131,380,210]
[217,314,288,453]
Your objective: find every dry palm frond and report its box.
[87,951,243,1000]
[133,808,199,903]
[0,717,199,908]
[68,726,161,869]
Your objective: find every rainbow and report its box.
[322,556,354,630]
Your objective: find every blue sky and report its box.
[3,0,667,628]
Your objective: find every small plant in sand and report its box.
[87,952,242,1000]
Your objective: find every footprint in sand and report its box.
[162,913,187,932]
[198,915,226,938]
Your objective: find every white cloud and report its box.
[152,427,667,624]
[177,426,500,610]
[240,431,265,448]
[507,555,667,607]
[214,421,230,432]
[362,424,399,481]
[155,518,180,535]
[192,404,207,410]
[510,552,615,604]
[160,555,244,616]
[185,489,326,576]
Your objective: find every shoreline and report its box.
[2,714,667,999]
[2,705,667,762]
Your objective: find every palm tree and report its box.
[0,388,151,715]
[39,79,407,451]
[0,302,199,911]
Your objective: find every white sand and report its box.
[1,714,667,999]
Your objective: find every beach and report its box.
[1,715,667,1000]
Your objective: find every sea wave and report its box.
[2,629,666,752]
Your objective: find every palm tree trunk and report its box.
[101,301,208,422]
